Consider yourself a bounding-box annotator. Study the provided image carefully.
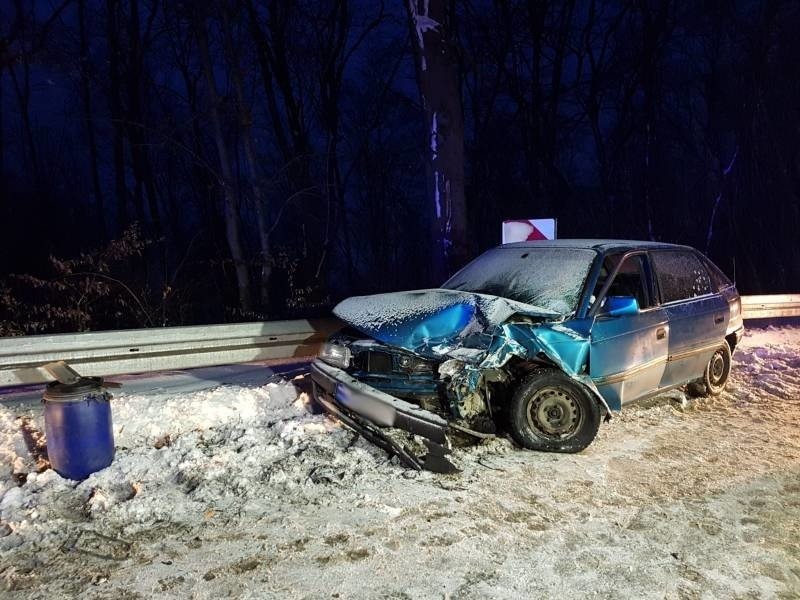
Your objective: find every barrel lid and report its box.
[44,376,106,401]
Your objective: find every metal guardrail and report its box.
[0,294,797,389]
[0,319,339,388]
[741,294,800,320]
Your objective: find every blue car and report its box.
[310,240,744,472]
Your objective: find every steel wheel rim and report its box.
[708,348,728,388]
[527,386,582,439]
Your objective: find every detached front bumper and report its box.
[309,359,457,472]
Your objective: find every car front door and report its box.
[649,250,729,388]
[588,252,670,410]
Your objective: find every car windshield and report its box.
[441,247,596,315]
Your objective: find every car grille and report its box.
[358,350,393,373]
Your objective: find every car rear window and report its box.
[651,251,712,303]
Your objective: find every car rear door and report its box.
[649,250,729,388]
[589,252,670,410]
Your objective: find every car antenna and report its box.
[732,256,736,286]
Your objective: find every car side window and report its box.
[651,251,712,303]
[701,256,733,292]
[592,254,650,312]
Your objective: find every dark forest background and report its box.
[1,0,799,334]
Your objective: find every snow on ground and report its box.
[1,324,799,598]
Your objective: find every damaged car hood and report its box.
[333,289,560,359]
[334,288,608,413]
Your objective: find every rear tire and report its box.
[703,340,731,395]
[686,340,732,397]
[508,369,601,453]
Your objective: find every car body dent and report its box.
[332,289,559,360]
[333,289,612,417]
[471,320,612,415]
[314,240,742,470]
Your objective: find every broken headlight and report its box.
[318,342,352,369]
[397,353,433,374]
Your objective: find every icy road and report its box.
[1,325,799,599]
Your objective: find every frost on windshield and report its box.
[442,247,596,315]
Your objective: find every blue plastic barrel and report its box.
[43,377,114,480]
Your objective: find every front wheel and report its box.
[508,369,601,453]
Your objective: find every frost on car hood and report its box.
[333,288,559,359]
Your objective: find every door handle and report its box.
[714,315,725,325]
[656,327,666,340]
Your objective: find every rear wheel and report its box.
[686,340,732,397]
[704,340,731,395]
[508,369,601,453]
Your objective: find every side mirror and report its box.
[606,296,639,317]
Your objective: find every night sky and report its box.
[1,0,798,334]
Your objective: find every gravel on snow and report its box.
[1,325,799,599]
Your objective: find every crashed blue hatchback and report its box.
[310,240,744,472]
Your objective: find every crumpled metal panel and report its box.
[333,289,558,359]
[476,322,589,375]
[469,321,612,414]
[336,289,592,372]
[335,289,614,416]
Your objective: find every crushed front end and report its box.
[308,288,591,472]
[309,331,498,473]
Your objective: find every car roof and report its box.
[498,238,694,253]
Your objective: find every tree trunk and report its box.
[125,0,161,236]
[196,17,252,313]
[0,68,4,195]
[78,0,106,239]
[8,63,39,184]
[106,0,128,230]
[316,0,353,282]
[406,0,467,282]
[222,8,271,309]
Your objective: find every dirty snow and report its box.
[1,324,799,598]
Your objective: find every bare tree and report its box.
[105,0,128,228]
[124,0,161,235]
[221,6,272,308]
[195,12,252,312]
[77,0,106,238]
[3,0,800,334]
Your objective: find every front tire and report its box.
[508,369,601,453]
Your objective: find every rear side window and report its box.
[701,256,733,292]
[651,251,712,303]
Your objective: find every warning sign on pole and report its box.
[502,219,557,244]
